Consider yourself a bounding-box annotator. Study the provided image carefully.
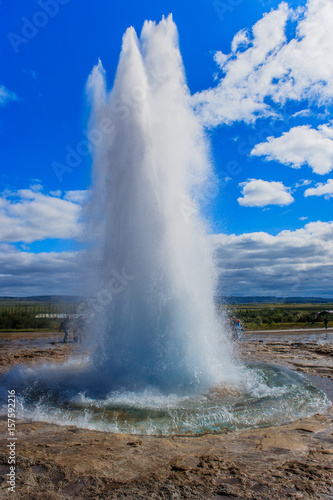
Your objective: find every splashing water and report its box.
[0,16,330,433]
[82,14,240,394]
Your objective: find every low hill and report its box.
[219,296,333,305]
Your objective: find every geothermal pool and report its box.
[1,361,328,436]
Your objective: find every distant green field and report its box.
[219,303,333,330]
[227,303,333,311]
[0,299,81,331]
[0,298,332,332]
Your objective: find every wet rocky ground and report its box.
[0,331,73,374]
[0,329,332,499]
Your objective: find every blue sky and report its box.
[1,0,333,297]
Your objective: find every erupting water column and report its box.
[0,17,329,436]
[83,15,240,394]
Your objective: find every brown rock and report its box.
[257,432,308,451]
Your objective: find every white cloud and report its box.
[0,244,79,296]
[2,220,332,298]
[251,124,333,174]
[192,0,333,126]
[304,179,333,199]
[212,220,333,297]
[64,190,89,204]
[50,190,62,197]
[230,29,250,53]
[29,183,43,192]
[0,188,83,243]
[2,217,332,297]
[291,109,311,119]
[238,179,294,207]
[0,85,18,106]
[295,179,312,189]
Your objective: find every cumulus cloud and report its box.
[0,188,84,243]
[238,179,294,207]
[0,244,79,296]
[212,220,333,297]
[64,190,89,204]
[251,124,333,174]
[0,85,18,106]
[295,179,312,189]
[304,179,333,199]
[2,218,332,297]
[192,0,333,126]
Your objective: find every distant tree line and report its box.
[0,302,79,315]
[233,308,321,327]
[0,302,82,330]
[0,310,55,330]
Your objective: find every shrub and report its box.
[0,310,52,330]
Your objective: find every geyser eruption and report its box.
[83,15,240,393]
[0,16,329,436]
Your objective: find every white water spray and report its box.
[0,17,330,434]
[83,15,240,393]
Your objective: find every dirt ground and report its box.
[0,329,332,499]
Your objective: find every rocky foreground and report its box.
[0,330,332,499]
